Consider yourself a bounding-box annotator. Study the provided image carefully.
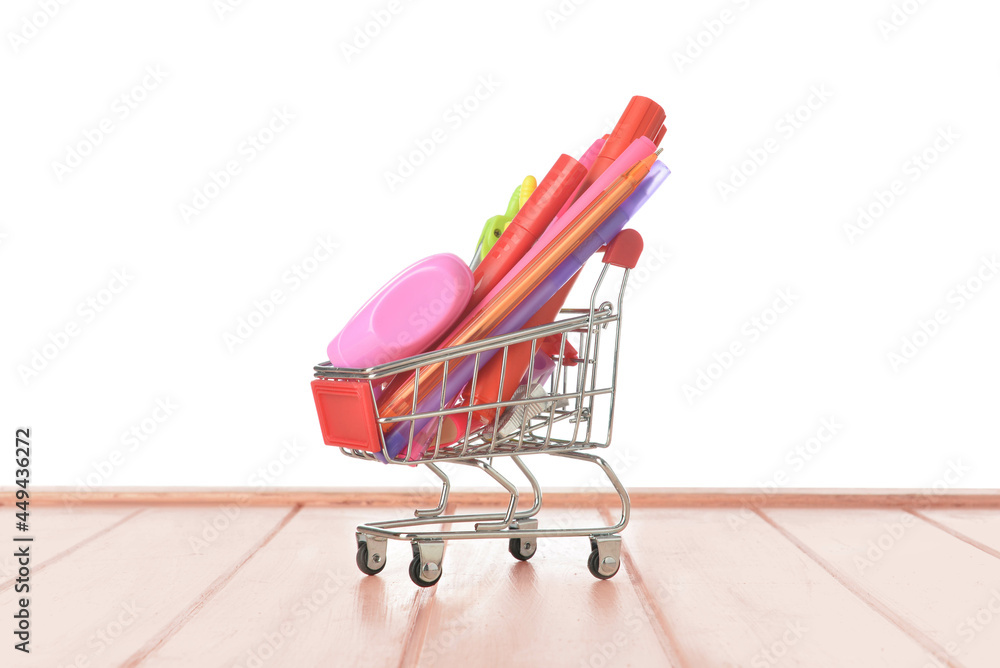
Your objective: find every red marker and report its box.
[577,96,665,196]
[469,153,587,310]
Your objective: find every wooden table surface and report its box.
[3,490,999,667]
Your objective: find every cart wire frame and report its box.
[312,230,644,585]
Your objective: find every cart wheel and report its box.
[409,554,442,587]
[356,542,385,576]
[508,537,536,561]
[587,548,619,580]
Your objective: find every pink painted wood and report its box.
[411,507,678,667]
[624,507,931,667]
[916,509,1000,558]
[5,498,1000,667]
[0,506,292,667]
[764,508,1000,668]
[0,505,143,591]
[135,507,427,667]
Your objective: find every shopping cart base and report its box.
[315,257,644,588]
[507,518,538,561]
[355,534,387,575]
[588,535,622,579]
[351,452,630,587]
[408,540,444,587]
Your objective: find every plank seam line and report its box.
[908,509,1000,561]
[0,507,146,592]
[120,504,302,668]
[599,507,688,668]
[396,501,455,668]
[753,506,968,668]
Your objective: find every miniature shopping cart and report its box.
[311,229,645,587]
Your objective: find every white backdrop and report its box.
[2,0,998,491]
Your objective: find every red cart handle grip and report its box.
[601,229,643,269]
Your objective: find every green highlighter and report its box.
[470,176,536,269]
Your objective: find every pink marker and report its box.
[534,136,656,252]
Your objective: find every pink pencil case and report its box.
[327,253,474,380]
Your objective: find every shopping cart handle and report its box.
[601,229,643,269]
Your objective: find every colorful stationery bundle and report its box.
[315,95,670,461]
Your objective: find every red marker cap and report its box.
[578,96,666,194]
[653,124,667,146]
[469,153,587,308]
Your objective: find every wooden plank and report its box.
[764,508,1000,667]
[133,506,429,667]
[5,487,1000,509]
[914,509,1000,559]
[0,506,143,590]
[623,507,931,667]
[411,506,680,667]
[0,505,294,667]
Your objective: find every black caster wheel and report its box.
[508,537,537,561]
[409,554,442,587]
[356,542,385,576]
[588,547,620,580]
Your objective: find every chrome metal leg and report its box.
[413,463,450,518]
[551,451,630,533]
[511,455,543,519]
[454,458,519,531]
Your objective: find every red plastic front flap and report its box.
[311,379,382,452]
